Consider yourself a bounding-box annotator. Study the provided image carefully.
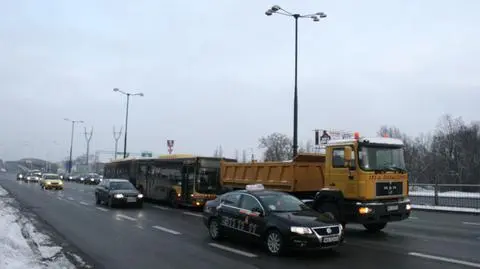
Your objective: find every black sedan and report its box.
[203,185,344,256]
[94,179,143,208]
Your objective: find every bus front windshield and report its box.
[358,145,406,172]
[196,168,219,194]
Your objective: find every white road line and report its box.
[96,207,109,212]
[409,216,418,220]
[79,202,89,206]
[462,222,480,226]
[117,214,137,221]
[57,197,64,201]
[67,197,74,201]
[153,205,170,210]
[183,212,203,218]
[208,243,258,258]
[152,225,182,235]
[409,252,480,268]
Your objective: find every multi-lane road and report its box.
[1,173,479,269]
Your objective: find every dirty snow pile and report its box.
[0,186,79,269]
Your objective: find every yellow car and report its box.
[40,173,64,190]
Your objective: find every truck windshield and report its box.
[195,167,219,194]
[358,145,406,172]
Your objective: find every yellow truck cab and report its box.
[314,133,411,232]
[220,133,411,233]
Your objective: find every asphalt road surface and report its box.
[1,174,480,269]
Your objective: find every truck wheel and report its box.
[318,203,340,221]
[363,222,387,233]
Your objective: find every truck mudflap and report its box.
[350,198,412,224]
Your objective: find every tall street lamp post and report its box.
[265,5,327,157]
[64,118,84,174]
[113,88,144,158]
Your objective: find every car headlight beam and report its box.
[114,194,124,199]
[137,194,144,199]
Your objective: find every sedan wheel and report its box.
[208,218,222,240]
[265,230,284,256]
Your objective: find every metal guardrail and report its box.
[409,183,480,209]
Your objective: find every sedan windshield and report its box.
[258,193,309,212]
[358,145,406,172]
[44,175,59,179]
[110,182,135,190]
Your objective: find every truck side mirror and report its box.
[344,146,352,163]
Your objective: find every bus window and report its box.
[196,167,219,194]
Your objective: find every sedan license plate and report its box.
[323,236,340,243]
[127,197,137,203]
[387,205,399,211]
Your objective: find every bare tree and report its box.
[258,133,292,161]
[241,150,247,163]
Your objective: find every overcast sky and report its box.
[1,0,479,161]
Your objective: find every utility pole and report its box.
[84,127,93,172]
[113,126,123,159]
[64,118,84,174]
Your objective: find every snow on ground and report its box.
[412,204,480,214]
[0,185,87,269]
[409,189,480,198]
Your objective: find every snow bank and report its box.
[412,204,480,214]
[0,186,83,269]
[409,190,480,198]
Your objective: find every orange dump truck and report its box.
[221,135,412,232]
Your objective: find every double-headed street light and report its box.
[64,118,84,174]
[265,5,327,158]
[113,88,144,158]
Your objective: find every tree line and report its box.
[217,114,480,185]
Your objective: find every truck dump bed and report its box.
[221,154,326,193]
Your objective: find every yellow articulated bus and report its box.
[104,155,236,208]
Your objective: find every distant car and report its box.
[40,173,64,190]
[84,173,101,185]
[203,184,344,256]
[24,173,40,183]
[17,173,25,180]
[95,179,143,208]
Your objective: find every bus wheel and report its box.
[169,191,179,208]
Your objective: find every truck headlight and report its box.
[290,226,313,235]
[358,207,372,214]
[114,194,124,199]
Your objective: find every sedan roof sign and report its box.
[246,184,265,191]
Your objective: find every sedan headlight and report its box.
[114,194,124,199]
[290,226,313,235]
[406,203,412,210]
[137,194,144,199]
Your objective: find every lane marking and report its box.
[463,222,480,226]
[152,225,182,235]
[57,197,65,201]
[153,205,170,210]
[409,216,418,220]
[136,225,144,230]
[96,207,109,212]
[183,212,203,218]
[117,214,137,221]
[409,252,480,268]
[79,202,89,206]
[208,243,258,258]
[67,197,74,201]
